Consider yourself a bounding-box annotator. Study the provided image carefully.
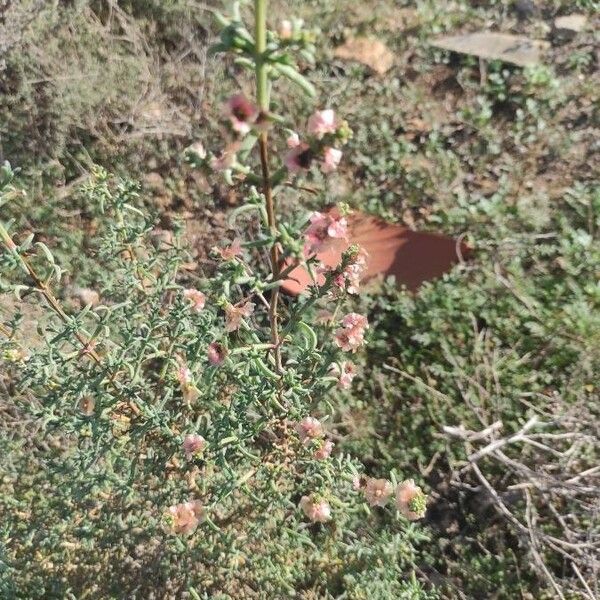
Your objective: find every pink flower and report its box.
[307,109,337,139]
[285,143,313,172]
[286,131,301,148]
[314,439,334,460]
[177,364,199,405]
[295,417,323,444]
[330,361,357,389]
[78,395,95,416]
[279,19,293,39]
[303,211,348,256]
[364,477,394,507]
[224,301,255,332]
[177,365,192,386]
[207,342,228,366]
[395,479,427,521]
[184,289,206,313]
[342,313,368,329]
[321,147,342,173]
[225,93,258,135]
[334,313,369,353]
[299,495,331,523]
[164,500,205,535]
[183,434,207,460]
[209,143,238,171]
[352,475,362,491]
[214,238,242,261]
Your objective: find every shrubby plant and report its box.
[0,2,431,597]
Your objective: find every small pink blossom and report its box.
[224,301,255,332]
[164,500,205,535]
[78,395,95,416]
[364,477,394,507]
[285,143,313,172]
[352,475,362,491]
[299,495,331,523]
[177,365,192,386]
[303,211,348,256]
[321,147,342,173]
[295,417,323,444]
[184,289,206,313]
[278,19,293,39]
[177,364,199,405]
[395,479,427,521]
[342,313,368,330]
[207,342,228,366]
[307,109,337,139]
[74,287,100,307]
[209,143,238,171]
[183,434,207,460]
[334,313,369,353]
[334,247,368,294]
[330,361,357,389]
[214,238,242,261]
[286,131,300,148]
[210,155,232,172]
[225,93,258,135]
[314,439,334,460]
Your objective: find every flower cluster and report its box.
[358,477,428,520]
[330,361,357,390]
[303,211,348,256]
[333,246,368,295]
[334,313,369,353]
[285,109,350,174]
[295,416,334,461]
[314,244,369,296]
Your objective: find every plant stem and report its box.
[254,0,282,372]
[254,0,268,111]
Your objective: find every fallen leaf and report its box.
[432,32,549,67]
[554,14,587,34]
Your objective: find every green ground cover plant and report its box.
[1,0,598,598]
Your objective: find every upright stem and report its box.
[254,0,268,111]
[255,0,282,371]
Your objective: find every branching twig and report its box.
[0,222,141,416]
[444,416,598,598]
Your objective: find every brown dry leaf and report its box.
[334,37,394,75]
[282,208,470,295]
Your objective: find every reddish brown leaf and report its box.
[282,209,470,295]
